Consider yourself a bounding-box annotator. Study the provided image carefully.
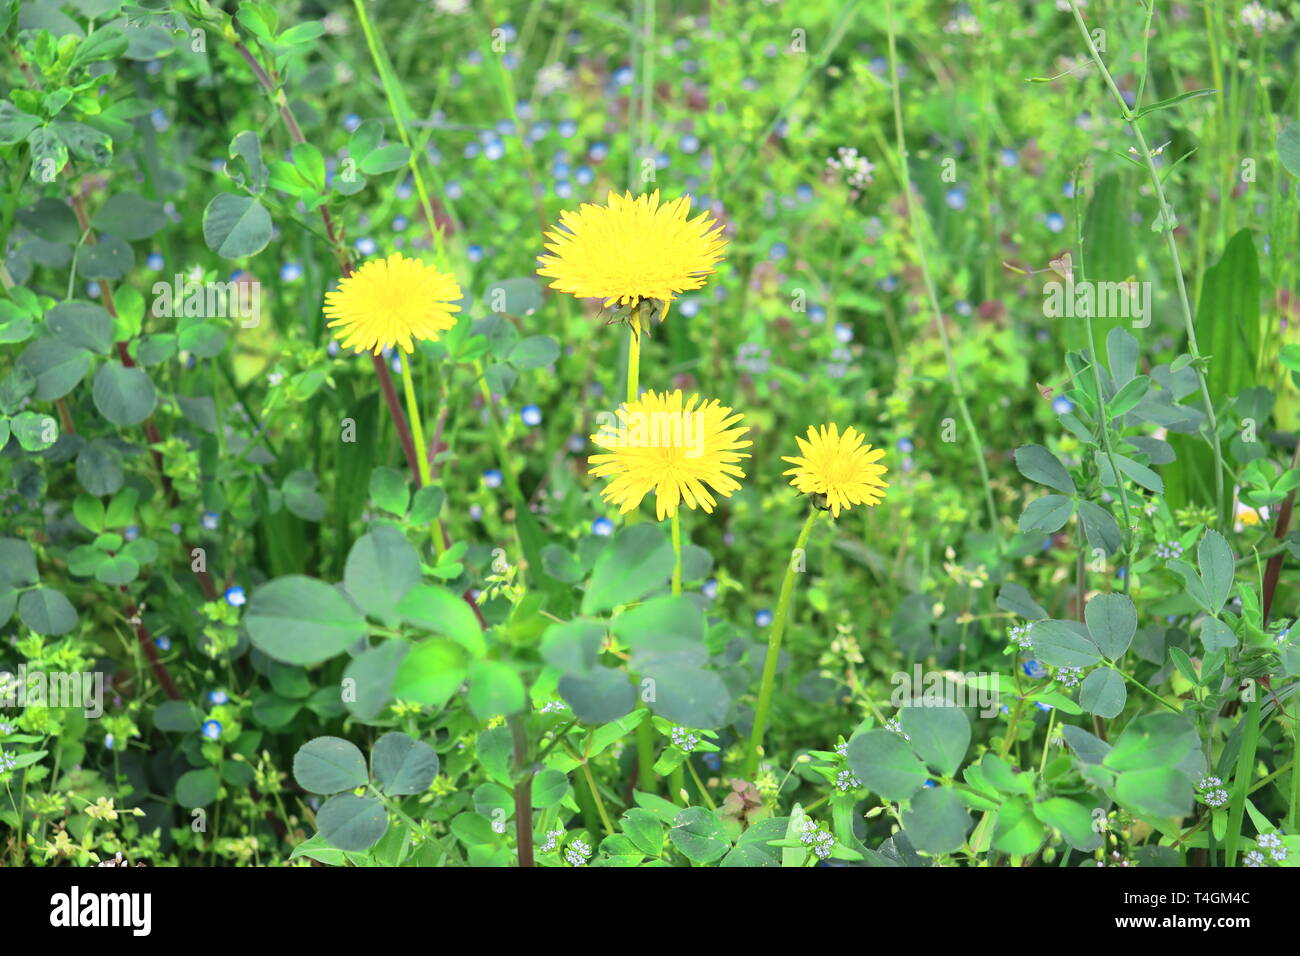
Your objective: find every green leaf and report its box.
[79,236,134,279]
[1078,667,1126,718]
[1198,529,1234,614]
[1279,122,1300,178]
[1113,453,1163,493]
[1083,592,1137,660]
[92,361,156,426]
[1018,494,1073,533]
[540,618,605,675]
[902,786,972,855]
[202,193,273,258]
[175,769,221,809]
[396,584,484,656]
[1028,619,1102,667]
[668,807,728,864]
[245,575,368,665]
[1032,797,1102,851]
[992,798,1045,856]
[0,101,40,145]
[899,706,970,777]
[359,144,411,175]
[391,638,467,708]
[1108,375,1149,417]
[508,335,560,369]
[368,465,409,515]
[344,525,421,624]
[1199,617,1237,652]
[341,640,406,721]
[1115,767,1193,819]
[531,768,568,808]
[1077,499,1122,556]
[293,736,369,794]
[91,192,167,241]
[467,660,525,718]
[10,410,57,451]
[18,587,77,635]
[19,337,90,400]
[317,794,388,852]
[27,126,69,180]
[371,732,440,795]
[846,729,927,801]
[1131,88,1216,119]
[0,537,39,588]
[1014,444,1076,494]
[582,524,674,613]
[45,300,113,354]
[557,668,637,723]
[996,582,1048,621]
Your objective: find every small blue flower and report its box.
[1023,660,1047,679]
[224,586,246,608]
[201,720,222,740]
[680,134,700,154]
[1063,181,1075,198]
[1051,395,1074,415]
[146,253,164,271]
[463,142,480,159]
[468,244,484,262]
[1035,701,1053,712]
[567,433,585,453]
[833,323,853,344]
[201,511,220,531]
[554,179,573,198]
[879,275,899,292]
[343,113,361,132]
[808,304,826,324]
[702,752,721,771]
[1046,212,1066,233]
[679,298,701,318]
[124,525,140,541]
[575,165,593,185]
[769,241,789,260]
[469,504,483,522]
[755,609,773,628]
[796,183,814,202]
[613,66,634,86]
[945,187,967,210]
[208,689,229,706]
[392,215,409,232]
[104,734,115,751]
[354,237,378,256]
[592,516,614,537]
[521,404,542,426]
[923,779,937,788]
[897,437,914,453]
[280,262,302,282]
[483,469,503,489]
[485,140,505,161]
[589,142,609,162]
[86,281,101,298]
[155,635,171,652]
[1000,147,1018,167]
[558,119,577,138]
[702,578,718,600]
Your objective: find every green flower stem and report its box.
[1066,0,1227,528]
[400,353,446,557]
[746,507,823,778]
[626,323,641,405]
[1290,718,1300,833]
[671,510,682,596]
[686,759,717,811]
[1224,689,1262,866]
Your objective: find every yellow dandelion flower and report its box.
[588,389,751,521]
[782,424,889,517]
[323,252,462,355]
[537,190,727,312]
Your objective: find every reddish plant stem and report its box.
[123,594,182,701]
[232,36,488,628]
[1262,440,1300,623]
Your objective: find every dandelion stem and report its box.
[626,324,641,405]
[670,510,682,596]
[399,352,446,557]
[747,507,823,778]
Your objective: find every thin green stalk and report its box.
[686,758,717,811]
[400,353,446,557]
[885,0,997,531]
[1290,717,1300,833]
[626,323,641,405]
[670,510,682,595]
[1067,0,1227,528]
[1224,689,1262,865]
[746,507,823,778]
